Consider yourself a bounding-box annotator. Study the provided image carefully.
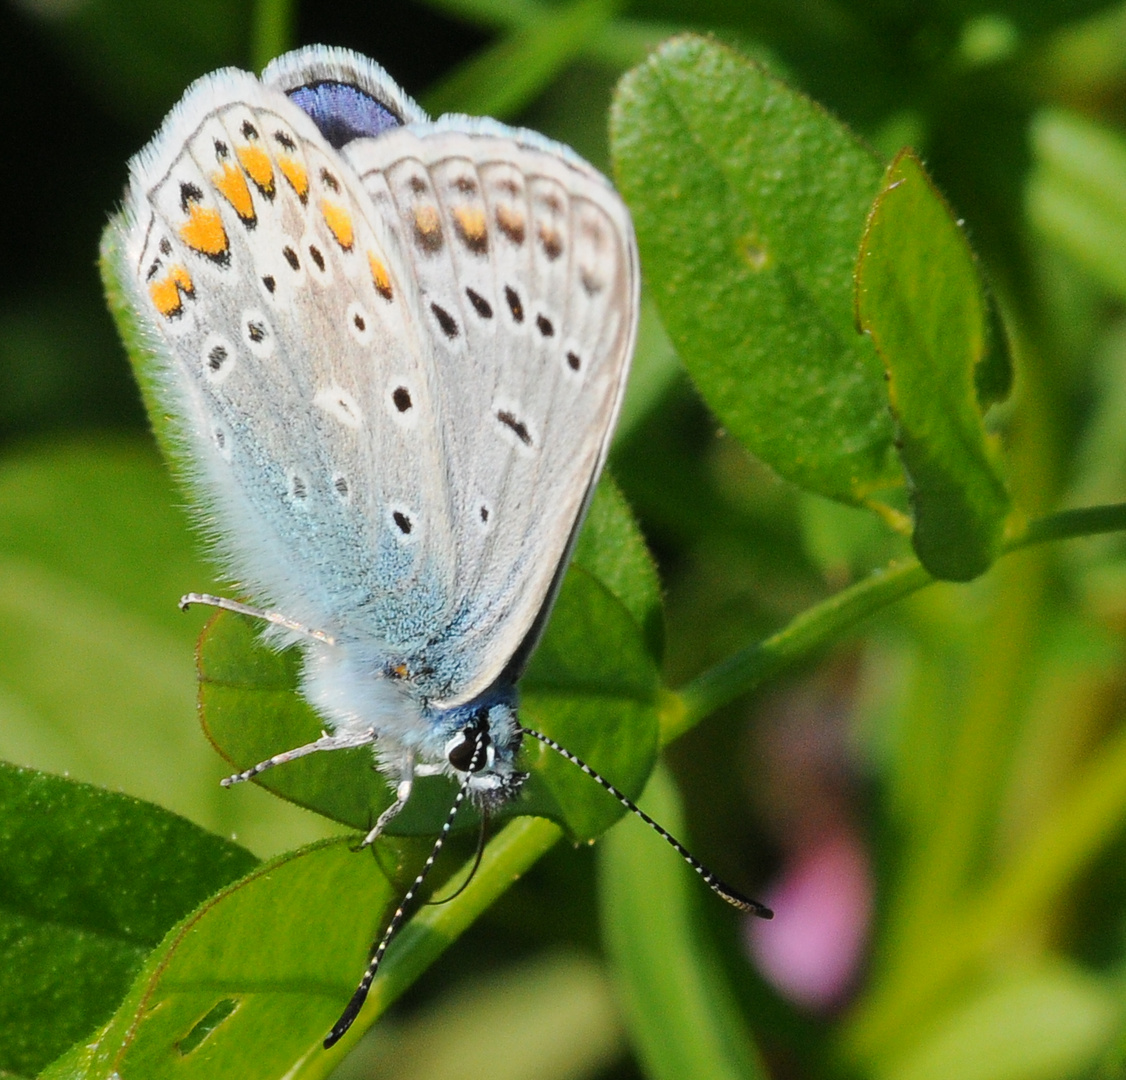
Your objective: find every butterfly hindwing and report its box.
[342,122,638,706]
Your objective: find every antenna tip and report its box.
[717,883,773,919]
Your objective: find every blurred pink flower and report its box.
[746,828,872,1011]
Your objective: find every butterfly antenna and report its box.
[323,749,481,1049]
[428,809,488,906]
[518,726,773,920]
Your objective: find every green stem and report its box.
[250,0,294,72]
[1006,501,1126,549]
[342,817,562,1051]
[421,0,619,119]
[671,560,931,740]
[669,500,1126,741]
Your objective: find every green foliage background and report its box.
[5,0,1126,1078]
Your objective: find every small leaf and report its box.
[520,565,660,840]
[44,815,568,1078]
[572,474,664,659]
[197,612,408,832]
[855,149,1010,581]
[611,35,899,508]
[0,764,255,1078]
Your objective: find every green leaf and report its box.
[0,763,255,1078]
[519,564,660,840]
[197,612,408,832]
[611,35,899,509]
[1027,108,1126,301]
[572,473,664,659]
[855,149,1010,581]
[40,838,403,1080]
[44,816,566,1078]
[599,764,767,1080]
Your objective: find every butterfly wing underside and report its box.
[342,122,638,705]
[112,71,463,650]
[110,63,637,710]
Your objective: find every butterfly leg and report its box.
[220,728,377,787]
[360,753,419,847]
[180,592,336,645]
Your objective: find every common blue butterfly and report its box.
[105,46,768,1048]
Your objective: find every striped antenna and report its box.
[323,739,483,1049]
[518,725,773,919]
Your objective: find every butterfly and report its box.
[105,45,769,1049]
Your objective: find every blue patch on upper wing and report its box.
[287,81,403,148]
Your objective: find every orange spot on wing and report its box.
[212,162,255,223]
[277,155,308,203]
[412,204,442,251]
[495,203,525,244]
[237,144,275,196]
[321,199,354,250]
[368,252,393,300]
[149,263,194,318]
[452,205,487,253]
[179,203,229,258]
[537,221,563,259]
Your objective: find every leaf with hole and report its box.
[0,763,256,1079]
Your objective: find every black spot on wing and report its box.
[431,303,459,339]
[496,410,532,445]
[466,288,493,319]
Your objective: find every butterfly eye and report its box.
[445,720,492,773]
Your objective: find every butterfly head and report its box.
[439,687,527,809]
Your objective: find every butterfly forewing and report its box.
[343,125,638,706]
[114,74,460,649]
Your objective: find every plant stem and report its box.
[671,560,932,740]
[362,818,562,1026]
[421,0,619,119]
[1006,501,1126,549]
[250,0,294,72]
[668,500,1126,741]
